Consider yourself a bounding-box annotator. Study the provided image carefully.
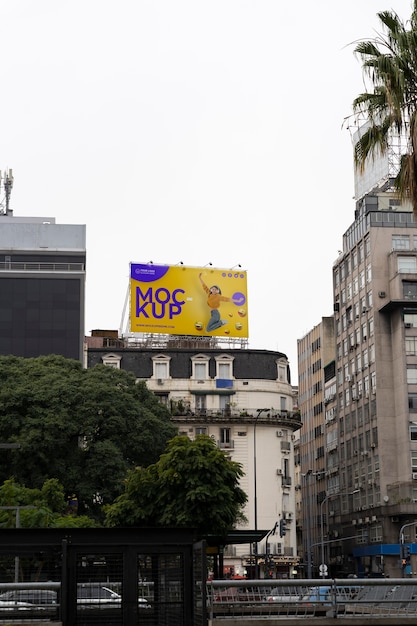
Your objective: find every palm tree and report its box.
[350,1,417,216]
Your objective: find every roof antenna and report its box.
[0,169,14,215]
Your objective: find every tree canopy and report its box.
[0,478,96,528]
[349,1,417,214]
[104,434,248,537]
[0,355,177,519]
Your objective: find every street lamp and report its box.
[253,408,269,578]
[320,489,359,578]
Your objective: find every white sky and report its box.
[1,0,413,381]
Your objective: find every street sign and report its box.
[319,564,328,575]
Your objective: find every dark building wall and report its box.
[0,276,83,360]
[87,348,289,381]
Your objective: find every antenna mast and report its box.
[0,169,14,215]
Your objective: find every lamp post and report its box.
[0,505,36,581]
[320,489,359,578]
[253,408,269,578]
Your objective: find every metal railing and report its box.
[0,581,61,621]
[0,262,84,272]
[207,578,417,620]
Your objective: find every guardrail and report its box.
[207,578,417,620]
[0,581,61,622]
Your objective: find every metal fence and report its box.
[207,578,417,620]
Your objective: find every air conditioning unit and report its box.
[291,434,296,441]
[329,510,335,517]
[345,375,352,382]
[365,517,370,524]
[412,472,417,480]
[285,512,293,520]
[362,307,369,314]
[378,291,386,298]
[157,379,163,385]
[405,323,413,328]
[276,430,283,437]
[276,468,283,475]
[371,515,377,522]
[352,519,357,526]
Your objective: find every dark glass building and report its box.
[0,213,86,361]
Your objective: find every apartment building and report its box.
[86,335,301,578]
[299,180,417,578]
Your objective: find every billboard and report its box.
[130,263,248,338]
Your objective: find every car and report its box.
[0,588,57,610]
[301,585,362,605]
[77,583,121,608]
[264,587,306,603]
[77,583,152,609]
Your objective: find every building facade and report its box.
[0,213,86,361]
[86,336,301,578]
[299,182,417,578]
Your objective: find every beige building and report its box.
[299,181,417,578]
[86,337,301,578]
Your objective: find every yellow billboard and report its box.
[130,263,248,338]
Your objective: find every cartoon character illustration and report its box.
[199,273,231,332]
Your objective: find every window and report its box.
[101,353,121,368]
[406,337,417,355]
[195,395,207,412]
[152,354,171,380]
[194,363,207,380]
[410,423,417,441]
[280,396,287,411]
[218,362,231,379]
[404,313,417,328]
[192,355,210,380]
[412,450,417,471]
[403,281,417,300]
[278,364,287,382]
[155,361,168,379]
[195,427,207,435]
[409,394,417,410]
[219,427,232,448]
[392,235,410,250]
[365,236,370,257]
[398,256,417,273]
[407,366,417,384]
[215,355,234,380]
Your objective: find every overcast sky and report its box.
[1,0,413,380]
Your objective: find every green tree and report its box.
[0,478,96,528]
[349,1,417,214]
[0,355,177,519]
[104,435,248,536]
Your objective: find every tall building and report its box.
[0,212,86,361]
[299,174,417,578]
[297,317,336,578]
